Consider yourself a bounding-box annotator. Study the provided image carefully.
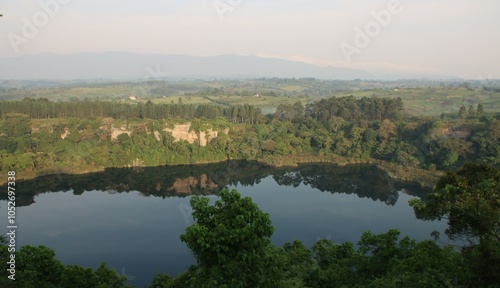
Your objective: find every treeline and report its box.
[0,96,404,123]
[0,98,263,124]
[305,96,403,122]
[273,96,403,123]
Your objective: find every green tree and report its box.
[260,139,277,153]
[146,272,174,288]
[309,239,357,287]
[293,101,304,121]
[95,262,130,287]
[410,163,500,242]
[441,150,459,168]
[468,105,476,117]
[377,119,396,141]
[358,231,462,287]
[476,103,485,116]
[0,113,30,138]
[458,105,467,118]
[409,163,500,285]
[60,265,98,288]
[17,245,65,287]
[355,229,463,287]
[278,240,315,287]
[179,189,279,287]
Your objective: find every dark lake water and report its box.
[0,161,448,287]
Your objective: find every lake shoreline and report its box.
[1,155,441,189]
[259,155,442,188]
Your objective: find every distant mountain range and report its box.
[0,52,374,81]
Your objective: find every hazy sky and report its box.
[1,0,498,79]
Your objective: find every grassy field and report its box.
[145,95,315,115]
[2,80,499,117]
[149,96,213,105]
[339,87,500,116]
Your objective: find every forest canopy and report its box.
[0,96,499,185]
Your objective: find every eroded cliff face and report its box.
[60,127,70,139]
[163,124,192,143]
[163,123,227,146]
[110,125,132,140]
[46,120,227,146]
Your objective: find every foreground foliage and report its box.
[147,189,472,288]
[179,189,279,287]
[410,163,500,286]
[0,244,131,288]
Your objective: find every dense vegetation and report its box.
[410,163,500,286]
[1,96,499,186]
[0,96,403,122]
[0,241,131,287]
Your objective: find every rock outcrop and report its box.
[163,123,226,146]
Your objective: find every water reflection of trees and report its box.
[0,161,429,207]
[273,165,400,205]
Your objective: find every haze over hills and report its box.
[1,52,376,81]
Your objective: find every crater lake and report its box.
[0,161,448,287]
